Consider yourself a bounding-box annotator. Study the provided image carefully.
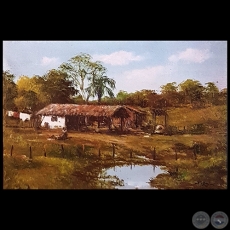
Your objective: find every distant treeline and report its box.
[3,53,227,115]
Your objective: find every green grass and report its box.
[166,105,227,127]
[3,105,227,189]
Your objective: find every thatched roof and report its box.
[36,104,144,118]
[125,105,146,114]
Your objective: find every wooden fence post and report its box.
[77,145,81,158]
[112,143,115,158]
[29,146,32,159]
[82,144,85,156]
[152,147,156,160]
[43,146,46,157]
[175,148,178,161]
[98,148,101,157]
[10,145,13,156]
[61,144,64,157]
[130,150,133,158]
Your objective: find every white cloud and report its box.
[114,65,173,93]
[125,65,165,80]
[168,48,211,63]
[41,56,60,66]
[93,51,143,66]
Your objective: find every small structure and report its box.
[154,124,165,134]
[150,108,168,135]
[36,104,145,132]
[151,109,168,127]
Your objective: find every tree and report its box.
[15,71,77,111]
[160,82,178,94]
[116,90,129,104]
[86,61,107,101]
[16,75,48,111]
[204,82,220,105]
[59,53,93,102]
[219,88,227,105]
[87,75,116,104]
[160,82,181,106]
[41,69,77,104]
[205,82,219,97]
[3,70,18,111]
[14,90,38,111]
[126,90,156,107]
[178,79,205,104]
[59,53,115,103]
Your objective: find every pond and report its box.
[100,164,167,189]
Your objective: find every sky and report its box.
[3,40,227,95]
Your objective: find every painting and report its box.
[3,40,227,189]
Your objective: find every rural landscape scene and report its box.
[3,41,227,189]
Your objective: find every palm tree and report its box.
[86,75,116,104]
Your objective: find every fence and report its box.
[4,140,201,162]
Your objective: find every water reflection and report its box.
[102,164,166,189]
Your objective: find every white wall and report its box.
[41,115,65,129]
[20,112,31,121]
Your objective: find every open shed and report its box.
[36,104,145,132]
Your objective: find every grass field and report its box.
[3,105,227,189]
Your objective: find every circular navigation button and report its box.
[192,211,210,229]
[211,211,228,229]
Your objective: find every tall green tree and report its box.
[59,53,92,102]
[86,61,107,101]
[87,75,116,104]
[59,53,115,103]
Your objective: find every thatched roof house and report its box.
[36,104,145,131]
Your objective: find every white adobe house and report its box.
[41,115,66,129]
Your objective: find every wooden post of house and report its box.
[120,117,124,132]
[164,113,167,128]
[10,145,13,156]
[76,116,79,131]
[108,117,111,130]
[135,114,138,128]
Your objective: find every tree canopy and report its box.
[59,53,116,103]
